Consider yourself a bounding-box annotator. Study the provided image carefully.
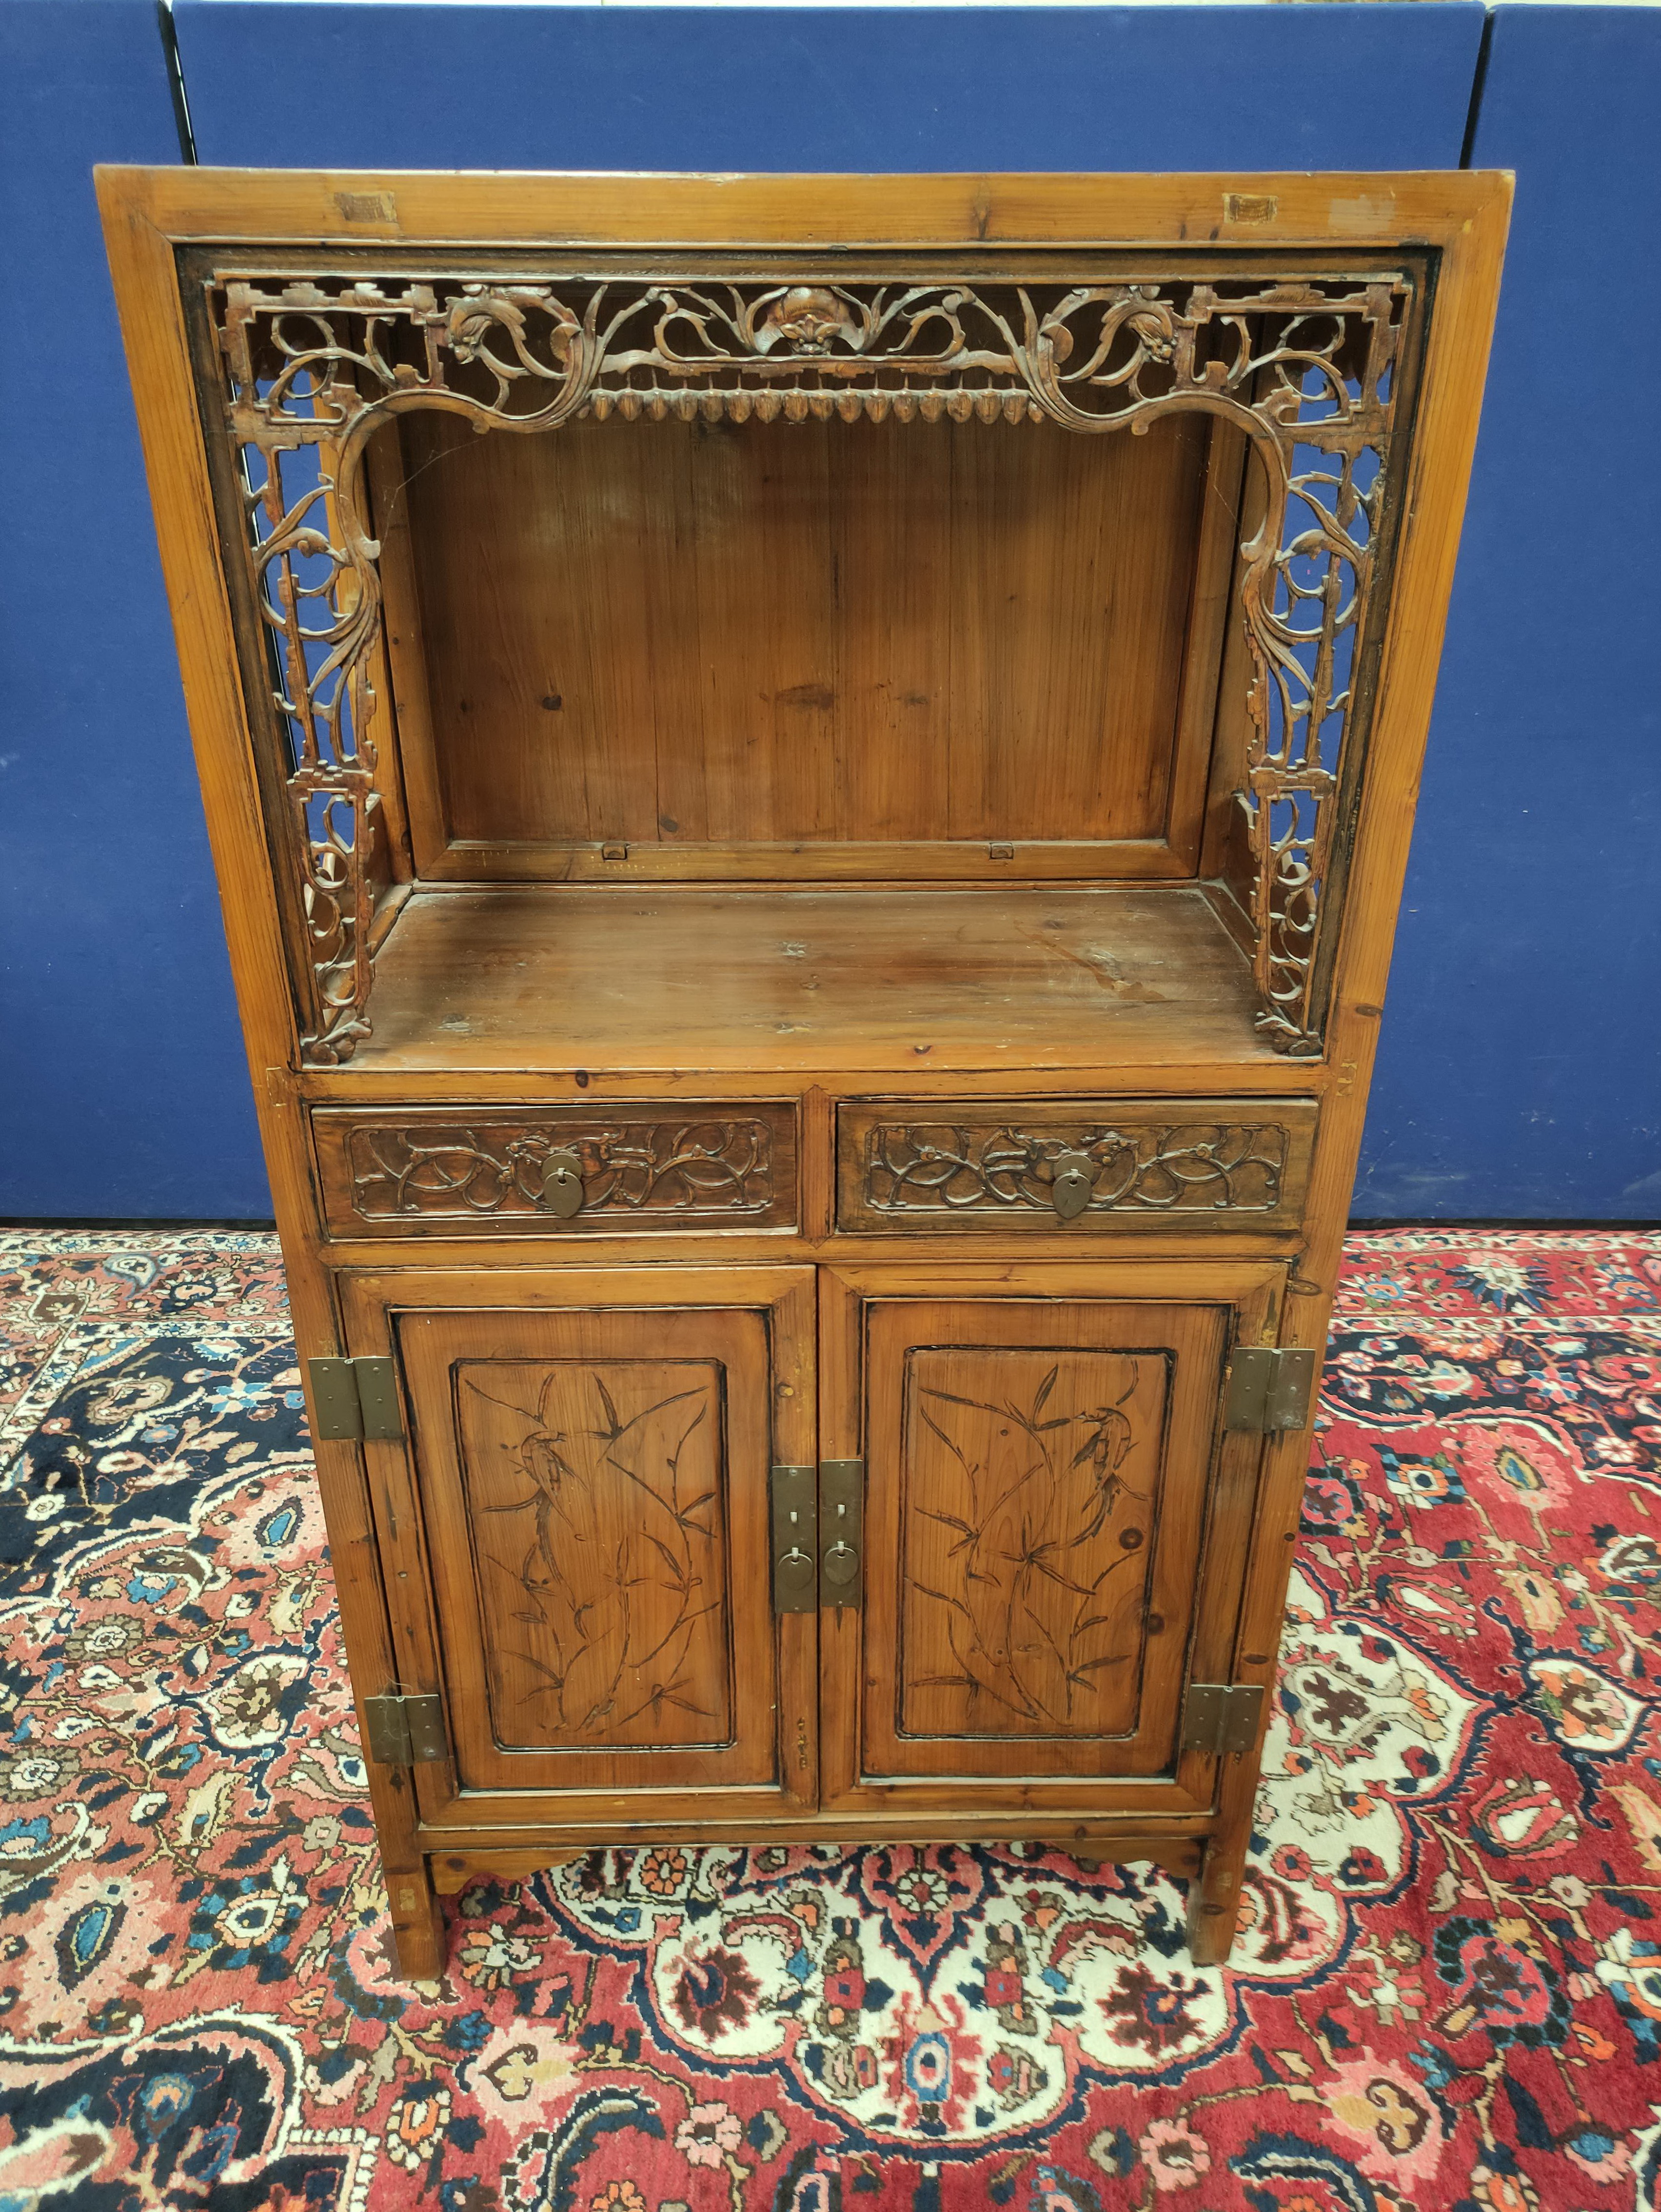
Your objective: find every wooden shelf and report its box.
[352,883,1272,1078]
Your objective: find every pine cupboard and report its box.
[99,167,1509,1977]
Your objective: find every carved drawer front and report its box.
[313,1104,796,1237]
[836,1097,1317,1234]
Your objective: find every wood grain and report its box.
[431,1848,584,1894]
[450,1353,734,1750]
[355,884,1267,1076]
[817,1265,1254,1809]
[897,1343,1167,1741]
[97,164,1511,257]
[392,408,1213,872]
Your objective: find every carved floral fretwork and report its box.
[211,267,1408,1059]
[865,1119,1291,1218]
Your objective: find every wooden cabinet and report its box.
[101,164,1509,1976]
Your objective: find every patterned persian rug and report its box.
[1,1228,1660,2212]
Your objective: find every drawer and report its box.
[313,1103,797,1237]
[836,1098,1316,1234]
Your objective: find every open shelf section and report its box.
[349,883,1271,1078]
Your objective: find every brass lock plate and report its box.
[820,1458,863,1608]
[771,1465,818,1614]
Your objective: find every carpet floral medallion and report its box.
[1,1228,1660,2210]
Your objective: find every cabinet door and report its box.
[339,1266,816,1829]
[819,1263,1277,1819]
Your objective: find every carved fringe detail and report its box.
[583,388,1047,425]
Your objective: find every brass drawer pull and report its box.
[1050,1151,1095,1221]
[538,1148,585,1219]
[775,1544,817,1601]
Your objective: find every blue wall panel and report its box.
[23,1,1655,1221]
[174,3,1483,173]
[0,0,267,1218]
[1353,7,1661,1218]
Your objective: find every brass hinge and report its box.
[361,1690,447,1766]
[1181,1682,1266,1758]
[306,1356,403,1442]
[1223,1347,1317,1434]
[771,1465,818,1614]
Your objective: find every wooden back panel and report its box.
[388,407,1228,877]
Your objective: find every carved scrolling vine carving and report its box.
[866,1119,1291,1218]
[211,268,1407,1060]
[345,1118,778,1221]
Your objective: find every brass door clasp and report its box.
[820,1458,864,1609]
[771,1465,818,1614]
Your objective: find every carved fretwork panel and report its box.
[898,1347,1167,1741]
[207,263,1415,1059]
[237,433,385,1063]
[453,1359,733,1751]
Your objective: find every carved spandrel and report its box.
[344,1117,778,1221]
[212,268,1408,1059]
[866,1120,1291,1217]
[454,1359,733,1751]
[898,1347,1167,1741]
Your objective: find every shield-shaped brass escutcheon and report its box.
[1049,1151,1096,1221]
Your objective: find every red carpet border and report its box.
[0,1228,1658,2210]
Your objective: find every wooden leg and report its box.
[384,1855,446,1982]
[1186,1834,1247,1966]
[431,1847,585,1895]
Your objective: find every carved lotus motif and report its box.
[445,285,575,369]
[1123,304,1177,362]
[756,287,859,356]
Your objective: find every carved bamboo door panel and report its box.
[819,1264,1276,1816]
[338,1267,817,1826]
